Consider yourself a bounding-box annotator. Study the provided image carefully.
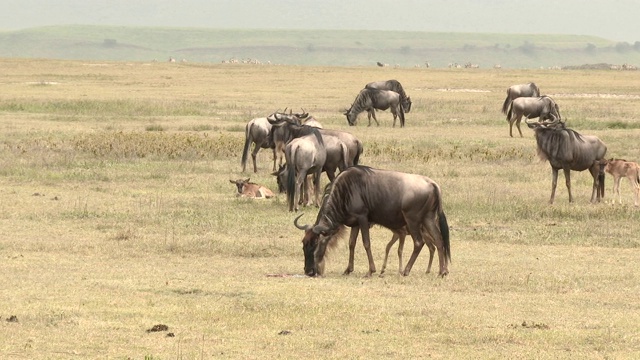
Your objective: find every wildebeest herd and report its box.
[233,79,639,278]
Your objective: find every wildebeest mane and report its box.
[535,126,585,162]
[316,166,375,227]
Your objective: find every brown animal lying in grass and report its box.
[229,178,275,199]
[599,158,640,206]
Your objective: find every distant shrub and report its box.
[145,124,165,131]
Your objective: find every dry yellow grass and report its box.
[1,58,640,359]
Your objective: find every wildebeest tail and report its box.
[353,140,363,166]
[506,100,514,121]
[241,123,252,171]
[502,89,512,114]
[438,211,451,263]
[286,148,296,210]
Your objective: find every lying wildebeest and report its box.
[344,88,405,127]
[506,95,561,137]
[379,228,436,276]
[599,158,640,206]
[526,117,607,204]
[241,117,274,173]
[501,82,540,115]
[365,79,412,113]
[294,166,450,277]
[229,178,275,199]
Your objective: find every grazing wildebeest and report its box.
[294,166,450,277]
[241,117,274,173]
[526,117,607,204]
[600,158,640,206]
[229,178,275,199]
[365,80,412,113]
[344,88,405,127]
[501,82,540,115]
[379,228,436,276]
[506,95,561,137]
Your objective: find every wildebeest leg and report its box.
[367,109,379,127]
[402,222,425,276]
[271,148,277,172]
[312,170,322,207]
[359,222,377,277]
[549,167,560,204]
[424,218,448,276]
[344,226,360,275]
[391,106,398,127]
[380,231,405,276]
[509,113,523,137]
[422,234,436,274]
[631,170,640,206]
[563,167,573,203]
[588,163,602,203]
[251,143,261,173]
[614,175,622,204]
[294,170,307,211]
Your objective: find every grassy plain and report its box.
[1,58,640,359]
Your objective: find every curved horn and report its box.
[283,107,287,114]
[294,213,311,231]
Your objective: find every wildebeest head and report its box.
[229,178,251,194]
[271,165,287,193]
[344,105,356,126]
[401,96,412,113]
[294,213,339,276]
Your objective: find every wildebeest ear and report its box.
[229,180,235,184]
[244,178,250,182]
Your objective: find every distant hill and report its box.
[1,25,639,69]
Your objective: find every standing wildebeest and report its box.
[600,158,640,206]
[365,79,412,113]
[267,112,327,212]
[506,96,561,137]
[294,166,450,277]
[268,110,307,171]
[526,117,607,204]
[501,82,540,115]
[229,178,275,199]
[344,88,405,127]
[241,117,273,173]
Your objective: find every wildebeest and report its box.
[506,96,561,137]
[365,80,412,113]
[268,110,307,171]
[526,117,607,204]
[344,88,405,127]
[241,117,274,173]
[501,82,540,115]
[229,178,275,199]
[379,228,436,276]
[267,112,327,211]
[600,158,640,206]
[294,166,450,277]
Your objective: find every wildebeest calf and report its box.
[599,158,640,206]
[230,178,275,199]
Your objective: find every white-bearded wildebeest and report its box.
[365,79,412,113]
[294,166,450,277]
[506,95,561,137]
[268,113,328,212]
[344,88,405,127]
[599,158,640,206]
[267,110,307,172]
[526,117,607,204]
[241,117,274,173]
[501,82,540,115]
[229,178,275,199]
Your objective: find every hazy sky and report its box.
[2,0,638,43]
